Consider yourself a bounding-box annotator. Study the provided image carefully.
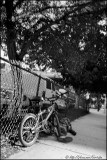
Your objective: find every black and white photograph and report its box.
[0,0,106,159]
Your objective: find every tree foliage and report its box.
[1,0,107,94]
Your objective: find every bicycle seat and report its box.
[42,100,51,109]
[30,96,41,102]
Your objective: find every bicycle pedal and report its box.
[69,129,77,136]
[57,135,67,142]
[59,135,67,139]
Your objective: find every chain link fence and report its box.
[0,58,53,139]
[0,57,77,144]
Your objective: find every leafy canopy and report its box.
[1,0,107,93]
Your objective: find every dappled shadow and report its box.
[57,136,73,143]
[39,132,74,144]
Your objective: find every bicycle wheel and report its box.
[19,113,39,147]
[53,114,67,137]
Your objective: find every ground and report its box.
[7,108,106,159]
[1,107,88,159]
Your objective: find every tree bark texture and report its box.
[6,40,23,117]
[5,0,24,117]
[7,60,23,117]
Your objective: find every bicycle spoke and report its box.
[23,132,34,142]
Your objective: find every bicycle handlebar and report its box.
[45,97,57,102]
[44,91,68,102]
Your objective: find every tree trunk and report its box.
[75,94,79,109]
[5,0,24,117]
[6,41,23,117]
[75,90,81,109]
[8,60,23,117]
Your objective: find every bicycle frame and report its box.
[33,104,55,133]
[19,90,77,147]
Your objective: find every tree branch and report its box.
[19,0,106,60]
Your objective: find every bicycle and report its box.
[19,89,76,147]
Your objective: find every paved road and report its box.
[8,109,106,159]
